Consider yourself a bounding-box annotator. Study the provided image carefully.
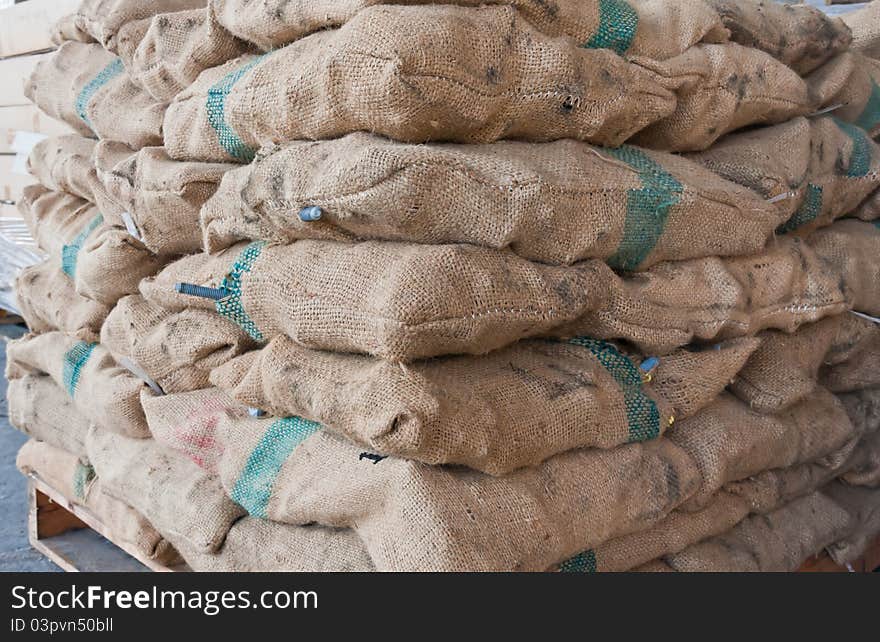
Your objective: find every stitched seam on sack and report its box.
[75,58,125,129]
[61,341,98,397]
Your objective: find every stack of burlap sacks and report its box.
[4,0,880,572]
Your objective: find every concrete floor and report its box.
[0,323,59,571]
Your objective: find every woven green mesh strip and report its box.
[206,56,266,162]
[558,549,597,573]
[75,58,124,130]
[568,336,660,443]
[585,0,639,56]
[61,341,98,397]
[215,241,266,342]
[855,80,880,134]
[61,213,104,279]
[832,118,872,178]
[72,463,95,500]
[777,183,823,234]
[603,146,683,272]
[230,416,321,518]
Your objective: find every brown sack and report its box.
[5,332,153,439]
[95,141,236,256]
[7,375,91,457]
[15,259,110,343]
[116,6,254,102]
[809,219,880,317]
[141,387,247,474]
[824,482,880,566]
[631,43,813,152]
[27,135,120,217]
[212,416,700,571]
[808,54,880,140]
[163,5,677,163]
[25,42,165,148]
[75,0,208,52]
[86,427,247,554]
[201,133,784,268]
[16,440,181,565]
[668,389,859,511]
[703,0,851,75]
[729,312,880,414]
[210,334,756,474]
[51,13,97,46]
[75,227,167,306]
[211,0,726,59]
[143,227,857,361]
[842,1,880,59]
[101,294,256,394]
[17,186,165,307]
[178,517,374,572]
[649,487,855,572]
[841,428,880,488]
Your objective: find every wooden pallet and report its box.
[28,474,188,572]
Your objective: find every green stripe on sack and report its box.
[585,0,639,56]
[603,146,683,272]
[206,56,265,162]
[215,241,266,342]
[230,416,321,518]
[61,213,104,278]
[855,80,880,134]
[777,184,823,234]
[75,58,124,129]
[569,337,661,442]
[832,118,872,178]
[61,341,97,397]
[72,463,95,500]
[559,549,597,573]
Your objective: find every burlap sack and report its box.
[75,226,167,306]
[730,312,880,415]
[51,13,97,46]
[86,427,246,554]
[838,387,880,441]
[201,133,783,268]
[806,53,880,139]
[141,240,613,361]
[842,1,880,59]
[25,42,165,148]
[210,412,700,571]
[141,387,247,473]
[568,441,864,573]
[668,389,859,511]
[27,135,120,217]
[94,141,235,256]
[5,332,153,439]
[7,375,91,457]
[17,185,165,306]
[211,334,756,474]
[824,482,880,566]
[16,439,181,565]
[820,315,880,393]
[686,117,811,221]
[556,493,750,573]
[75,0,207,52]
[211,0,727,59]
[703,0,851,75]
[696,109,880,232]
[101,294,256,394]
[163,5,677,163]
[645,487,855,572]
[15,259,110,343]
[854,187,880,220]
[143,227,856,361]
[841,428,880,488]
[809,219,880,317]
[631,43,813,152]
[178,517,374,572]
[723,437,863,514]
[116,6,254,102]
